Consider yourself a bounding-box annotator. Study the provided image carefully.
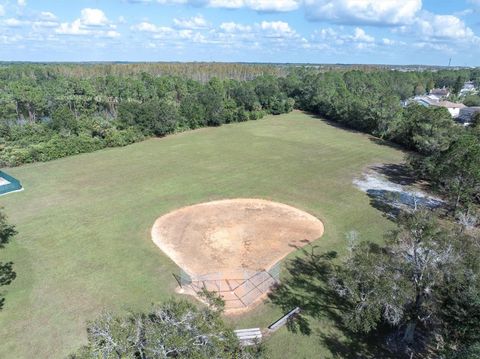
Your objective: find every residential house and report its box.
[413,96,466,118]
[460,81,477,96]
[458,107,480,125]
[429,87,450,101]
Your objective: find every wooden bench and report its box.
[234,328,262,346]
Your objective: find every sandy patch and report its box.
[151,199,324,276]
[354,167,444,211]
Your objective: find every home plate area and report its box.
[179,266,280,311]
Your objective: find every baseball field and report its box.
[0,111,403,358]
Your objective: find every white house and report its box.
[436,101,467,118]
[412,96,466,118]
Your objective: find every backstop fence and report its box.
[179,262,282,310]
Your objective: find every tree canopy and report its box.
[69,299,265,359]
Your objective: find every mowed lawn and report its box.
[0,111,403,358]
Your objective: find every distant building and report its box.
[429,87,450,100]
[458,107,480,125]
[460,81,477,96]
[433,101,466,118]
[414,96,436,107]
[412,96,466,118]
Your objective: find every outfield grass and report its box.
[0,111,403,358]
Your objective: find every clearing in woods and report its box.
[0,111,403,358]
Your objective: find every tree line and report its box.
[284,67,480,214]
[271,67,480,358]
[0,70,294,167]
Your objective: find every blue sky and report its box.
[0,0,479,65]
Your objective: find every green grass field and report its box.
[0,111,403,358]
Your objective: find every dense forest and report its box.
[0,64,296,167]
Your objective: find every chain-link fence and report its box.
[179,262,281,310]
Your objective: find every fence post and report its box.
[179,269,192,288]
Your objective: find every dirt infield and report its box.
[151,199,324,274]
[151,199,324,311]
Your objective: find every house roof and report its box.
[433,101,466,109]
[460,107,480,113]
[413,96,466,109]
[430,88,450,96]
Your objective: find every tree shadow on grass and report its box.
[268,246,395,359]
[368,137,407,152]
[309,114,367,136]
[366,189,445,222]
[367,189,403,220]
[370,163,417,186]
[0,261,16,310]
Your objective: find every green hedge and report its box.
[0,128,143,167]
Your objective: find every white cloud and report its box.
[220,22,252,32]
[132,22,207,45]
[352,27,374,43]
[55,8,118,37]
[208,0,300,12]
[105,30,121,38]
[80,8,109,26]
[0,5,4,17]
[382,38,395,45]
[0,33,23,44]
[32,21,58,28]
[129,0,299,12]
[260,21,296,37]
[315,27,337,41]
[132,22,159,32]
[415,13,476,41]
[131,18,302,52]
[310,26,376,51]
[156,0,188,3]
[0,12,59,29]
[173,15,209,29]
[131,22,173,34]
[17,0,26,7]
[3,18,25,27]
[39,12,57,21]
[389,11,480,54]
[413,42,454,53]
[207,0,244,8]
[56,20,90,35]
[304,0,422,25]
